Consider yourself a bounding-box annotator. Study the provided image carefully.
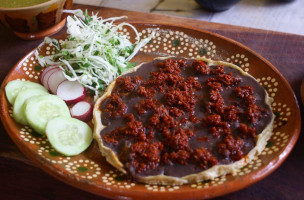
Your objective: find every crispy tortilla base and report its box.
[93,57,274,185]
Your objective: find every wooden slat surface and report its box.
[0,4,303,200]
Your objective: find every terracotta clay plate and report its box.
[0,23,301,199]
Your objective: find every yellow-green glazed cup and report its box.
[0,0,73,40]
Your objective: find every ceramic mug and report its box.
[0,0,73,39]
[195,0,241,12]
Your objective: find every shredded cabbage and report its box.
[35,9,154,99]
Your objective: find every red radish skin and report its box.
[47,70,67,94]
[56,80,86,104]
[70,101,93,122]
[42,68,60,89]
[40,66,58,84]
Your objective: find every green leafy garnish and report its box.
[115,176,125,181]
[266,141,274,148]
[34,66,42,71]
[78,167,88,172]
[274,111,280,119]
[172,39,180,47]
[84,44,90,51]
[49,151,60,156]
[35,10,154,100]
[30,131,42,138]
[199,48,207,55]
[84,9,93,25]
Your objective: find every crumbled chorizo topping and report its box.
[203,114,222,126]
[183,77,202,91]
[203,114,231,138]
[149,106,176,131]
[164,88,196,113]
[166,74,185,87]
[130,141,163,173]
[104,94,127,118]
[102,129,120,145]
[169,107,185,117]
[163,128,194,150]
[189,115,200,124]
[158,58,182,75]
[211,65,224,75]
[100,58,272,174]
[234,86,256,105]
[223,105,239,121]
[192,60,210,75]
[234,86,253,98]
[209,126,231,138]
[114,76,139,94]
[170,150,191,165]
[209,90,224,103]
[206,78,223,92]
[102,120,146,144]
[217,73,240,86]
[123,113,135,122]
[218,135,244,161]
[134,98,158,114]
[246,104,265,124]
[238,123,256,138]
[192,147,218,169]
[137,86,155,98]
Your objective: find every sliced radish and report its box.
[42,68,60,89]
[47,70,67,94]
[56,80,86,104]
[70,101,93,122]
[40,66,58,84]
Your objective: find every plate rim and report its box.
[0,22,301,200]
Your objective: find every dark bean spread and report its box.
[99,58,273,178]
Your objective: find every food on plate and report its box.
[5,80,70,134]
[5,78,93,155]
[46,116,93,156]
[5,80,47,104]
[24,94,70,134]
[40,65,59,85]
[70,101,93,122]
[41,67,61,89]
[35,9,154,99]
[13,88,49,125]
[56,80,86,104]
[93,57,274,185]
[40,66,86,104]
[46,68,67,94]
[5,78,93,156]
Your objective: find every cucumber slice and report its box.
[25,95,70,134]
[46,116,93,156]
[5,80,47,105]
[13,88,49,125]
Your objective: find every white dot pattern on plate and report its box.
[9,106,13,117]
[19,126,46,145]
[145,184,180,192]
[190,176,227,189]
[5,26,295,191]
[21,56,43,80]
[139,29,217,59]
[101,170,135,188]
[226,54,250,72]
[256,77,278,98]
[271,102,291,129]
[64,159,102,180]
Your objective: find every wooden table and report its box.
[0,4,303,200]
